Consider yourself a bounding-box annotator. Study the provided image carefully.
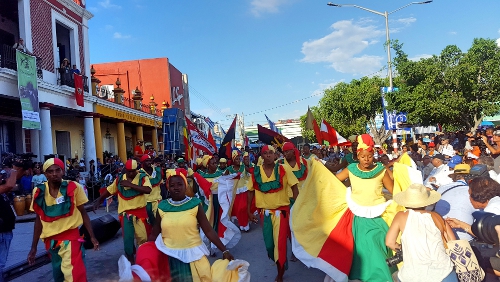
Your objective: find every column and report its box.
[93,115,103,163]
[136,125,144,150]
[30,129,40,162]
[152,128,158,153]
[117,121,127,162]
[39,103,54,158]
[14,122,26,154]
[83,114,97,173]
[18,0,33,51]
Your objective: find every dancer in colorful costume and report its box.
[248,145,299,282]
[140,155,163,225]
[279,142,309,191]
[227,150,251,231]
[117,169,252,282]
[28,158,99,282]
[93,159,152,262]
[291,134,413,282]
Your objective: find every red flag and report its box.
[320,120,348,146]
[245,135,249,147]
[219,116,237,159]
[74,73,84,107]
[185,117,216,154]
[312,119,323,145]
[207,130,216,151]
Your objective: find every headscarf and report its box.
[243,152,249,157]
[283,142,300,164]
[195,157,203,166]
[140,155,150,163]
[125,159,138,170]
[232,150,241,160]
[43,158,65,172]
[219,158,227,163]
[261,145,276,153]
[202,155,212,167]
[166,168,188,188]
[356,134,374,153]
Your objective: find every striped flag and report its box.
[204,117,215,128]
[320,120,349,146]
[265,114,279,133]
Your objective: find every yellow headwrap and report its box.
[196,158,203,166]
[356,134,375,153]
[232,150,240,160]
[243,152,249,157]
[219,158,227,163]
[202,155,212,167]
[43,158,65,172]
[165,169,188,188]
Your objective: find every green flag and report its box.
[16,50,40,130]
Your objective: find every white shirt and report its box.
[438,144,455,157]
[398,210,454,282]
[435,180,476,241]
[424,164,452,188]
[484,196,500,215]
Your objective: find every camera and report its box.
[472,212,500,244]
[386,249,403,267]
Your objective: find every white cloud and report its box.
[104,25,113,31]
[99,0,121,9]
[300,20,385,75]
[498,28,500,34]
[113,32,131,39]
[496,38,500,47]
[311,80,342,97]
[221,107,231,113]
[449,31,457,35]
[250,0,287,16]
[409,54,433,61]
[396,17,416,25]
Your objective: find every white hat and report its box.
[393,183,441,208]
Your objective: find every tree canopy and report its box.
[389,38,500,132]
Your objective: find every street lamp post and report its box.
[327,1,432,88]
[327,1,432,152]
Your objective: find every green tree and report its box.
[390,38,500,132]
[300,76,392,145]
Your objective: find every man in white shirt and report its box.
[424,154,452,189]
[434,164,476,241]
[438,136,455,159]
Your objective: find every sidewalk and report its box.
[5,203,118,270]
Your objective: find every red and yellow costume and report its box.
[250,145,299,269]
[139,155,163,225]
[31,158,88,282]
[107,160,152,258]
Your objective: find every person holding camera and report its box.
[482,130,500,174]
[0,161,23,282]
[386,183,457,282]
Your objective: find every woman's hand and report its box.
[222,250,234,261]
[445,218,467,229]
[91,237,100,251]
[27,248,37,265]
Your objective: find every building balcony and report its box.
[102,96,163,117]
[0,44,43,79]
[57,68,89,92]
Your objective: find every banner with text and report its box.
[16,50,40,130]
[185,117,216,155]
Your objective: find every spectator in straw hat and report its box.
[386,183,457,282]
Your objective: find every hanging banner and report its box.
[185,117,216,154]
[380,87,409,130]
[16,50,40,130]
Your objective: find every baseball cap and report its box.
[448,155,463,168]
[428,142,435,147]
[450,164,470,175]
[432,154,445,162]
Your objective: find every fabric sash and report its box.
[252,163,286,193]
[33,181,77,222]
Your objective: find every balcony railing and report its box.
[0,44,43,79]
[104,96,163,117]
[57,68,89,92]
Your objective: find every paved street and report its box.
[7,207,324,282]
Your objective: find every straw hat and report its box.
[393,183,441,208]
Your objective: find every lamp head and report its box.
[327,2,341,7]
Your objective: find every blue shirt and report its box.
[435,180,476,241]
[20,175,33,193]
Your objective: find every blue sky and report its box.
[88,0,500,129]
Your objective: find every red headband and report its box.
[166,168,188,188]
[283,142,300,164]
[261,145,275,153]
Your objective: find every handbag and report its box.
[431,212,485,282]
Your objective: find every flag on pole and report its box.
[320,120,349,146]
[182,127,192,165]
[313,119,323,145]
[185,117,216,154]
[74,73,84,107]
[208,130,217,151]
[204,117,215,128]
[257,124,290,148]
[265,114,279,133]
[219,116,237,159]
[306,107,314,130]
[244,135,249,147]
